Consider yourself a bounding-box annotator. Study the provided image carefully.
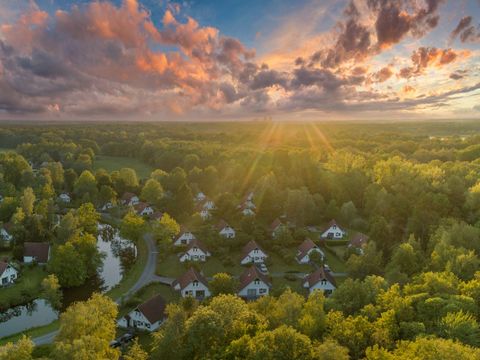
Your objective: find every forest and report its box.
[0,120,479,360]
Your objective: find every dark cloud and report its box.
[250,69,288,90]
[450,16,480,43]
[371,66,393,82]
[449,69,468,80]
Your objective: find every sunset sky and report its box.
[0,0,479,121]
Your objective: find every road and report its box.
[33,234,158,346]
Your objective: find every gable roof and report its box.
[304,266,336,288]
[151,211,164,221]
[173,268,209,290]
[175,226,195,241]
[0,261,10,275]
[23,242,50,263]
[349,233,369,248]
[186,238,209,254]
[215,219,231,231]
[136,294,167,324]
[269,218,282,232]
[121,192,137,201]
[296,238,319,261]
[321,219,344,234]
[134,202,151,213]
[241,240,265,260]
[239,266,271,291]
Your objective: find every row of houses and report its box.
[118,264,337,332]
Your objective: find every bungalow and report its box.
[240,240,268,265]
[296,238,325,264]
[23,242,50,264]
[238,266,272,299]
[270,218,285,238]
[118,294,166,332]
[320,220,346,239]
[172,268,211,299]
[179,239,211,262]
[239,203,255,217]
[195,203,212,221]
[121,192,140,206]
[303,266,336,296]
[195,192,206,202]
[150,211,164,221]
[58,193,71,203]
[134,202,154,216]
[0,261,18,286]
[173,227,196,246]
[348,233,369,254]
[202,198,216,210]
[216,220,235,239]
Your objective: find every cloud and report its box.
[398,47,470,78]
[450,16,480,43]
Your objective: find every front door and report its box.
[247,289,256,298]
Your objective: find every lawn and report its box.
[93,155,154,179]
[119,282,178,317]
[322,247,347,273]
[0,266,48,311]
[270,275,306,296]
[267,252,313,274]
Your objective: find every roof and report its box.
[173,268,209,291]
[241,240,265,260]
[136,294,167,324]
[349,233,369,248]
[296,238,319,261]
[23,242,50,263]
[304,266,336,288]
[0,261,10,275]
[239,266,271,291]
[186,238,209,254]
[215,219,230,231]
[269,218,282,232]
[175,226,195,241]
[134,202,150,213]
[151,211,164,220]
[122,192,137,201]
[321,219,344,234]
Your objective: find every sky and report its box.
[0,0,479,121]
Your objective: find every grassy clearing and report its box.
[270,275,306,296]
[323,247,347,273]
[267,252,312,274]
[93,155,154,179]
[0,266,48,311]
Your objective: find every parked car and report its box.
[119,333,136,344]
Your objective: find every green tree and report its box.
[76,202,100,235]
[20,187,36,217]
[124,339,147,360]
[210,273,239,296]
[346,242,383,280]
[74,170,98,202]
[120,212,145,241]
[48,243,87,287]
[56,211,79,244]
[440,311,480,346]
[299,290,326,339]
[41,274,63,309]
[313,339,350,360]
[53,293,119,360]
[152,213,179,245]
[140,178,164,206]
[0,336,34,360]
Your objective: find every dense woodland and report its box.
[0,121,480,359]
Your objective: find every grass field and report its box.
[93,155,154,179]
[0,148,15,153]
[0,266,48,311]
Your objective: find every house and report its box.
[0,225,13,246]
[121,192,140,206]
[296,238,325,264]
[172,268,211,299]
[240,241,268,265]
[348,233,369,254]
[173,227,196,246]
[320,220,346,239]
[195,192,206,202]
[195,203,212,221]
[270,218,285,238]
[23,242,50,264]
[239,203,255,217]
[238,192,256,210]
[58,193,71,203]
[118,294,166,332]
[216,220,235,239]
[202,198,215,210]
[0,261,18,286]
[134,202,154,216]
[101,202,114,211]
[238,265,272,299]
[150,211,164,221]
[303,266,336,296]
[179,239,211,262]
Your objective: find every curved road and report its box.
[33,234,158,346]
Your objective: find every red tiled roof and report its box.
[134,202,150,213]
[241,240,265,260]
[349,233,369,248]
[321,219,344,234]
[121,192,137,201]
[239,266,271,291]
[304,266,336,288]
[174,226,195,242]
[151,211,164,220]
[215,219,230,231]
[23,242,50,263]
[269,218,282,232]
[173,268,209,291]
[186,238,209,254]
[296,238,318,261]
[0,261,8,275]
[137,294,166,324]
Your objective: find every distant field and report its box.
[93,155,154,179]
[0,148,15,153]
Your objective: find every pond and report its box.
[0,224,136,338]
[0,299,57,338]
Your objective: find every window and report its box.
[254,279,260,285]
[193,280,199,287]
[181,239,187,244]
[259,288,267,294]
[146,324,151,329]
